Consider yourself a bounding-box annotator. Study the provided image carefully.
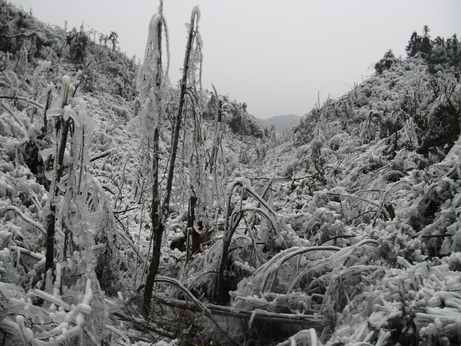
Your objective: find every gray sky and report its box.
[11,0,461,118]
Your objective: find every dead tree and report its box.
[143,1,166,317]
[162,7,200,215]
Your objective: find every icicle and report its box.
[191,6,201,24]
[136,14,162,101]
[161,16,170,84]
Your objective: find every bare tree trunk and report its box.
[45,204,56,271]
[41,89,52,136]
[162,10,198,215]
[186,191,197,263]
[57,119,70,178]
[45,81,71,274]
[143,128,162,317]
[45,117,70,273]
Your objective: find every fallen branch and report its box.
[102,185,116,195]
[89,149,114,163]
[0,95,44,110]
[326,192,382,210]
[251,175,313,182]
[0,101,27,136]
[10,246,44,260]
[153,276,239,345]
[420,234,453,239]
[113,223,143,262]
[27,289,71,310]
[113,206,138,215]
[0,205,46,235]
[319,234,357,245]
[105,324,130,344]
[112,311,175,339]
[153,295,326,329]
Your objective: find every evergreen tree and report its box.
[406,32,421,57]
[421,25,432,57]
[375,49,397,74]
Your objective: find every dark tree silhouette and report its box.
[108,31,119,51]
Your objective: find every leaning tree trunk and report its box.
[162,9,198,215]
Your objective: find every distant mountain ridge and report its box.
[259,114,301,131]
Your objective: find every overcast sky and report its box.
[11,0,461,119]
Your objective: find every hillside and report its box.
[255,49,461,345]
[0,2,461,346]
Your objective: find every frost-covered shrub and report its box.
[328,132,350,151]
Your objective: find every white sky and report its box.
[11,0,461,118]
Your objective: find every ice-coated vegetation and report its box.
[0,1,460,345]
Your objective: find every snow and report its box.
[0,2,461,345]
